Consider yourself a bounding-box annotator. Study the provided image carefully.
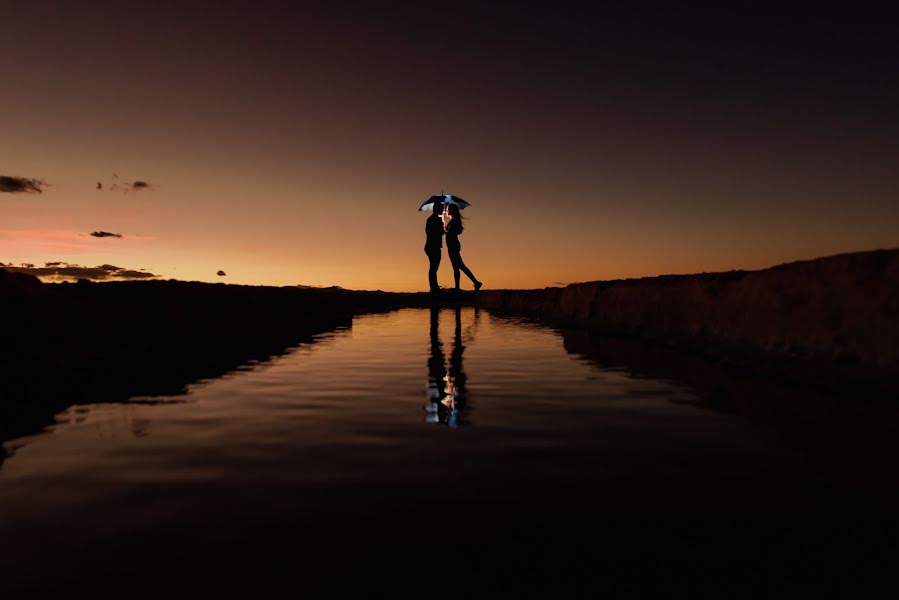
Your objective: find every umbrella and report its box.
[419,194,471,212]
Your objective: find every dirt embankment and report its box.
[477,249,899,392]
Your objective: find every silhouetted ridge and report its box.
[477,248,899,393]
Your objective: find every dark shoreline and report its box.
[479,248,899,395]
[2,248,896,456]
[0,273,473,459]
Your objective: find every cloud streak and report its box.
[0,229,95,254]
[0,229,156,254]
[0,262,157,281]
[0,175,46,193]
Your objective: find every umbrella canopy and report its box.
[419,194,471,212]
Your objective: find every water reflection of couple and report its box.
[424,200,482,294]
[426,306,474,427]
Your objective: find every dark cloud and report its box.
[1,262,158,282]
[0,175,46,193]
[113,182,155,192]
[98,175,156,193]
[295,284,345,290]
[90,231,123,238]
[116,270,155,279]
[217,270,226,276]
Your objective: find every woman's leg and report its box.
[459,261,478,286]
[450,250,478,288]
[449,250,462,289]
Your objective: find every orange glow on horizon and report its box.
[2,4,897,291]
[2,173,898,292]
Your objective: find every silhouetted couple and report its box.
[425,305,471,427]
[424,200,482,294]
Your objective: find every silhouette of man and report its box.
[424,200,444,293]
[427,306,447,405]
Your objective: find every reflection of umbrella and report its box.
[419,194,471,212]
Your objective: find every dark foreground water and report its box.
[2,308,897,595]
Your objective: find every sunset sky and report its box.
[2,2,897,291]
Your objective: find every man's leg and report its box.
[427,249,441,292]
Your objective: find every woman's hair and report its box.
[447,204,464,233]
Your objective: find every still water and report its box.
[2,307,897,592]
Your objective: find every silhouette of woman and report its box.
[443,204,482,292]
